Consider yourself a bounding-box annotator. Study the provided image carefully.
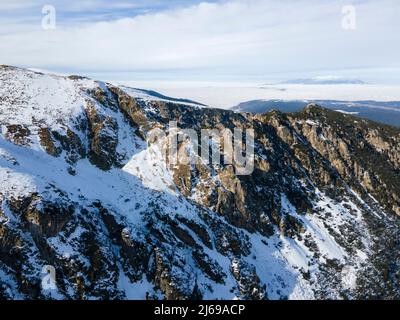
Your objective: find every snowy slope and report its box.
[0,66,399,300]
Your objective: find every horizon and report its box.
[3,64,400,110]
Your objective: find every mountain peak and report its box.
[304,103,324,111]
[1,67,399,300]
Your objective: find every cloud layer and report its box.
[1,0,399,83]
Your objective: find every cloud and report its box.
[0,0,399,82]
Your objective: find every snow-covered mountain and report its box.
[0,65,399,300]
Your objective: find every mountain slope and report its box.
[0,66,399,300]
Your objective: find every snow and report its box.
[335,110,360,115]
[0,268,25,299]
[305,119,320,126]
[0,67,96,142]
[341,266,358,290]
[117,273,157,300]
[123,142,177,194]
[47,226,86,260]
[120,86,204,108]
[0,66,384,300]
[236,192,374,299]
[0,139,37,197]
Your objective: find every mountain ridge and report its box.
[232,99,400,128]
[0,66,399,300]
[278,77,365,85]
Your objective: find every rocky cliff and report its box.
[0,66,399,300]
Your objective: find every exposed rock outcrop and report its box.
[1,67,399,300]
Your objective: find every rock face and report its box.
[0,66,399,300]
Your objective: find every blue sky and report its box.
[1,0,399,84]
[0,1,217,24]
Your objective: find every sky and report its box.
[0,0,399,84]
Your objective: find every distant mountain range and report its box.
[232,100,400,127]
[277,77,365,85]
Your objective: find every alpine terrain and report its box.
[0,65,399,300]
